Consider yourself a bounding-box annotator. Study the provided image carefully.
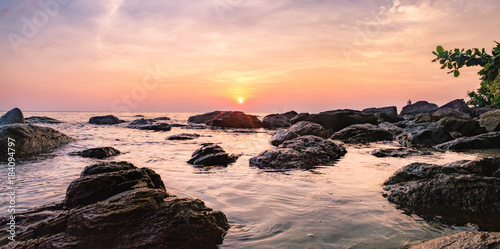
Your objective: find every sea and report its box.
[1,111,498,248]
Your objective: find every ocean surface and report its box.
[1,112,498,248]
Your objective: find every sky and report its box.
[1,0,499,113]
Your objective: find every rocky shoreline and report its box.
[1,99,500,248]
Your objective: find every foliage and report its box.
[432,41,500,107]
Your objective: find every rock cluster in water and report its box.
[68,147,121,159]
[188,111,263,128]
[188,143,240,167]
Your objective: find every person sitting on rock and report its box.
[407,99,412,106]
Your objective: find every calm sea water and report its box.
[1,112,497,248]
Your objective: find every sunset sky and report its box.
[1,0,499,113]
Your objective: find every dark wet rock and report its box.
[25,116,63,124]
[479,109,500,132]
[127,118,156,126]
[294,109,378,132]
[282,111,298,119]
[431,108,471,120]
[136,123,172,131]
[401,101,438,116]
[134,114,144,117]
[383,157,500,231]
[434,131,500,151]
[250,135,347,170]
[188,143,239,166]
[410,231,500,249]
[0,161,229,248]
[153,116,170,121]
[414,113,434,123]
[290,112,310,123]
[396,123,453,147]
[170,123,187,127]
[206,111,263,129]
[378,122,404,135]
[68,147,121,159]
[0,107,25,125]
[362,106,399,122]
[0,124,74,161]
[438,99,472,115]
[437,117,484,137]
[371,148,431,158]
[331,124,394,143]
[269,121,329,146]
[472,105,497,117]
[89,115,124,125]
[188,111,225,124]
[166,133,200,140]
[262,114,291,128]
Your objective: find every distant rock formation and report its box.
[188,111,263,128]
[0,107,25,125]
[89,115,124,125]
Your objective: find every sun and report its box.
[237,97,245,104]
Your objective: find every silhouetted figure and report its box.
[407,99,412,106]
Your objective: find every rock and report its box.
[68,147,121,159]
[396,123,453,147]
[166,133,200,140]
[331,124,394,143]
[479,109,500,132]
[282,111,298,119]
[134,114,144,117]
[89,115,124,125]
[0,124,74,161]
[290,112,310,123]
[127,118,156,126]
[472,105,497,117]
[262,114,291,128]
[25,116,63,124]
[250,135,347,170]
[206,111,263,128]
[410,231,500,249]
[295,110,378,132]
[414,113,434,123]
[188,111,225,124]
[438,99,472,115]
[378,122,404,134]
[383,157,500,230]
[362,106,399,122]
[0,107,25,125]
[431,108,471,120]
[188,143,239,166]
[0,161,229,248]
[269,121,329,146]
[437,117,484,136]
[153,116,170,121]
[401,101,439,116]
[136,123,172,131]
[434,131,500,151]
[269,130,300,146]
[371,148,431,158]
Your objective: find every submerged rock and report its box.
[68,147,121,159]
[89,115,124,125]
[383,157,500,231]
[331,123,394,143]
[396,123,453,147]
[434,131,500,151]
[269,121,328,146]
[0,107,25,125]
[250,135,347,170]
[410,231,500,249]
[136,123,172,131]
[188,143,239,166]
[166,133,201,140]
[0,124,74,161]
[401,101,439,116]
[371,148,431,158]
[153,116,170,121]
[25,116,63,124]
[0,161,230,248]
[479,109,500,132]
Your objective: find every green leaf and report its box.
[436,46,444,55]
[454,70,460,77]
[432,51,438,56]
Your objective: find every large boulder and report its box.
[437,117,484,137]
[0,124,74,161]
[25,116,63,124]
[479,109,500,132]
[434,131,500,151]
[290,112,310,123]
[262,114,291,129]
[188,143,239,166]
[206,111,263,129]
[68,147,121,159]
[188,111,225,124]
[0,161,230,248]
[410,231,500,249]
[401,101,438,116]
[437,99,472,115]
[282,111,298,119]
[383,157,500,231]
[331,123,394,143]
[362,106,399,122]
[0,107,25,125]
[250,135,347,170]
[378,122,404,135]
[294,109,378,132]
[472,105,497,117]
[269,121,329,146]
[89,115,123,125]
[396,123,453,147]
